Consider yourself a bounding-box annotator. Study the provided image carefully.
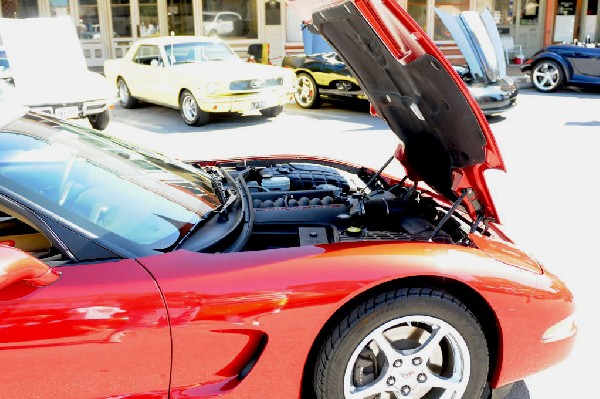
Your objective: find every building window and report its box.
[521,0,540,24]
[139,0,159,37]
[50,0,70,17]
[2,0,39,18]
[167,0,194,35]
[407,0,427,32]
[77,0,100,39]
[112,0,131,37]
[434,0,470,40]
[202,0,258,39]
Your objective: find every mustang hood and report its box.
[286,0,505,222]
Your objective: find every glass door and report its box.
[167,0,194,35]
[110,0,133,58]
[1,0,39,18]
[77,0,105,66]
[139,0,160,37]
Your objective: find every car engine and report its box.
[219,161,471,251]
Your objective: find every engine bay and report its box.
[216,161,474,251]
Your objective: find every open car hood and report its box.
[286,0,505,222]
[434,8,508,82]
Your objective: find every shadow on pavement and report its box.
[486,115,507,124]
[505,380,530,399]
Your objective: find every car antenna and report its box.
[429,189,470,241]
[360,155,395,193]
[170,31,175,64]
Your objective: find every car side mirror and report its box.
[0,245,60,291]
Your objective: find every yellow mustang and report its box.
[104,36,295,126]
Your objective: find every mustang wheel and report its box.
[531,60,564,92]
[314,288,489,399]
[180,90,210,126]
[117,78,138,108]
[260,105,284,118]
[294,73,321,109]
[87,110,110,130]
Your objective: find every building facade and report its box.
[0,0,598,67]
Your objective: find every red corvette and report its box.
[0,1,574,399]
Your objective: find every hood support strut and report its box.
[429,188,482,241]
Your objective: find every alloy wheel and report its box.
[532,61,563,92]
[344,315,470,399]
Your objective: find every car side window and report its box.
[133,45,164,66]
[0,206,69,266]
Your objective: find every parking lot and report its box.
[80,86,599,399]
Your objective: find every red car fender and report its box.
[139,239,573,397]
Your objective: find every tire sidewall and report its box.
[118,78,137,108]
[88,110,110,130]
[318,296,488,399]
[180,90,209,126]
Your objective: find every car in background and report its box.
[0,17,115,130]
[282,51,367,108]
[434,8,518,116]
[0,1,575,398]
[104,36,295,126]
[521,41,600,92]
[0,46,9,80]
[202,11,244,37]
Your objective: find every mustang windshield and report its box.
[165,42,239,64]
[0,113,220,251]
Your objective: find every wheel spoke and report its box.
[347,374,390,399]
[414,323,449,362]
[372,330,400,360]
[424,373,466,396]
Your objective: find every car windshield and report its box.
[203,13,216,22]
[165,41,239,64]
[0,113,221,251]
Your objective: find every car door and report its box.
[564,46,600,80]
[127,44,165,101]
[0,204,172,399]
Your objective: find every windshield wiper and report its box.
[210,174,228,205]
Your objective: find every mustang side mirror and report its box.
[0,245,60,290]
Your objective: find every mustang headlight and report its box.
[206,82,218,94]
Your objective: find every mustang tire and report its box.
[294,73,322,109]
[87,110,110,130]
[117,78,138,108]
[260,105,284,118]
[531,60,564,93]
[314,288,489,399]
[180,90,210,126]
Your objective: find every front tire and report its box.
[117,78,138,108]
[294,73,321,109]
[260,105,284,118]
[180,90,210,126]
[314,288,489,399]
[531,60,564,92]
[87,109,110,130]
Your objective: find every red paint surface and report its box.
[138,238,574,397]
[0,259,171,398]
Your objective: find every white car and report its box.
[202,12,243,37]
[104,36,295,126]
[0,17,116,130]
